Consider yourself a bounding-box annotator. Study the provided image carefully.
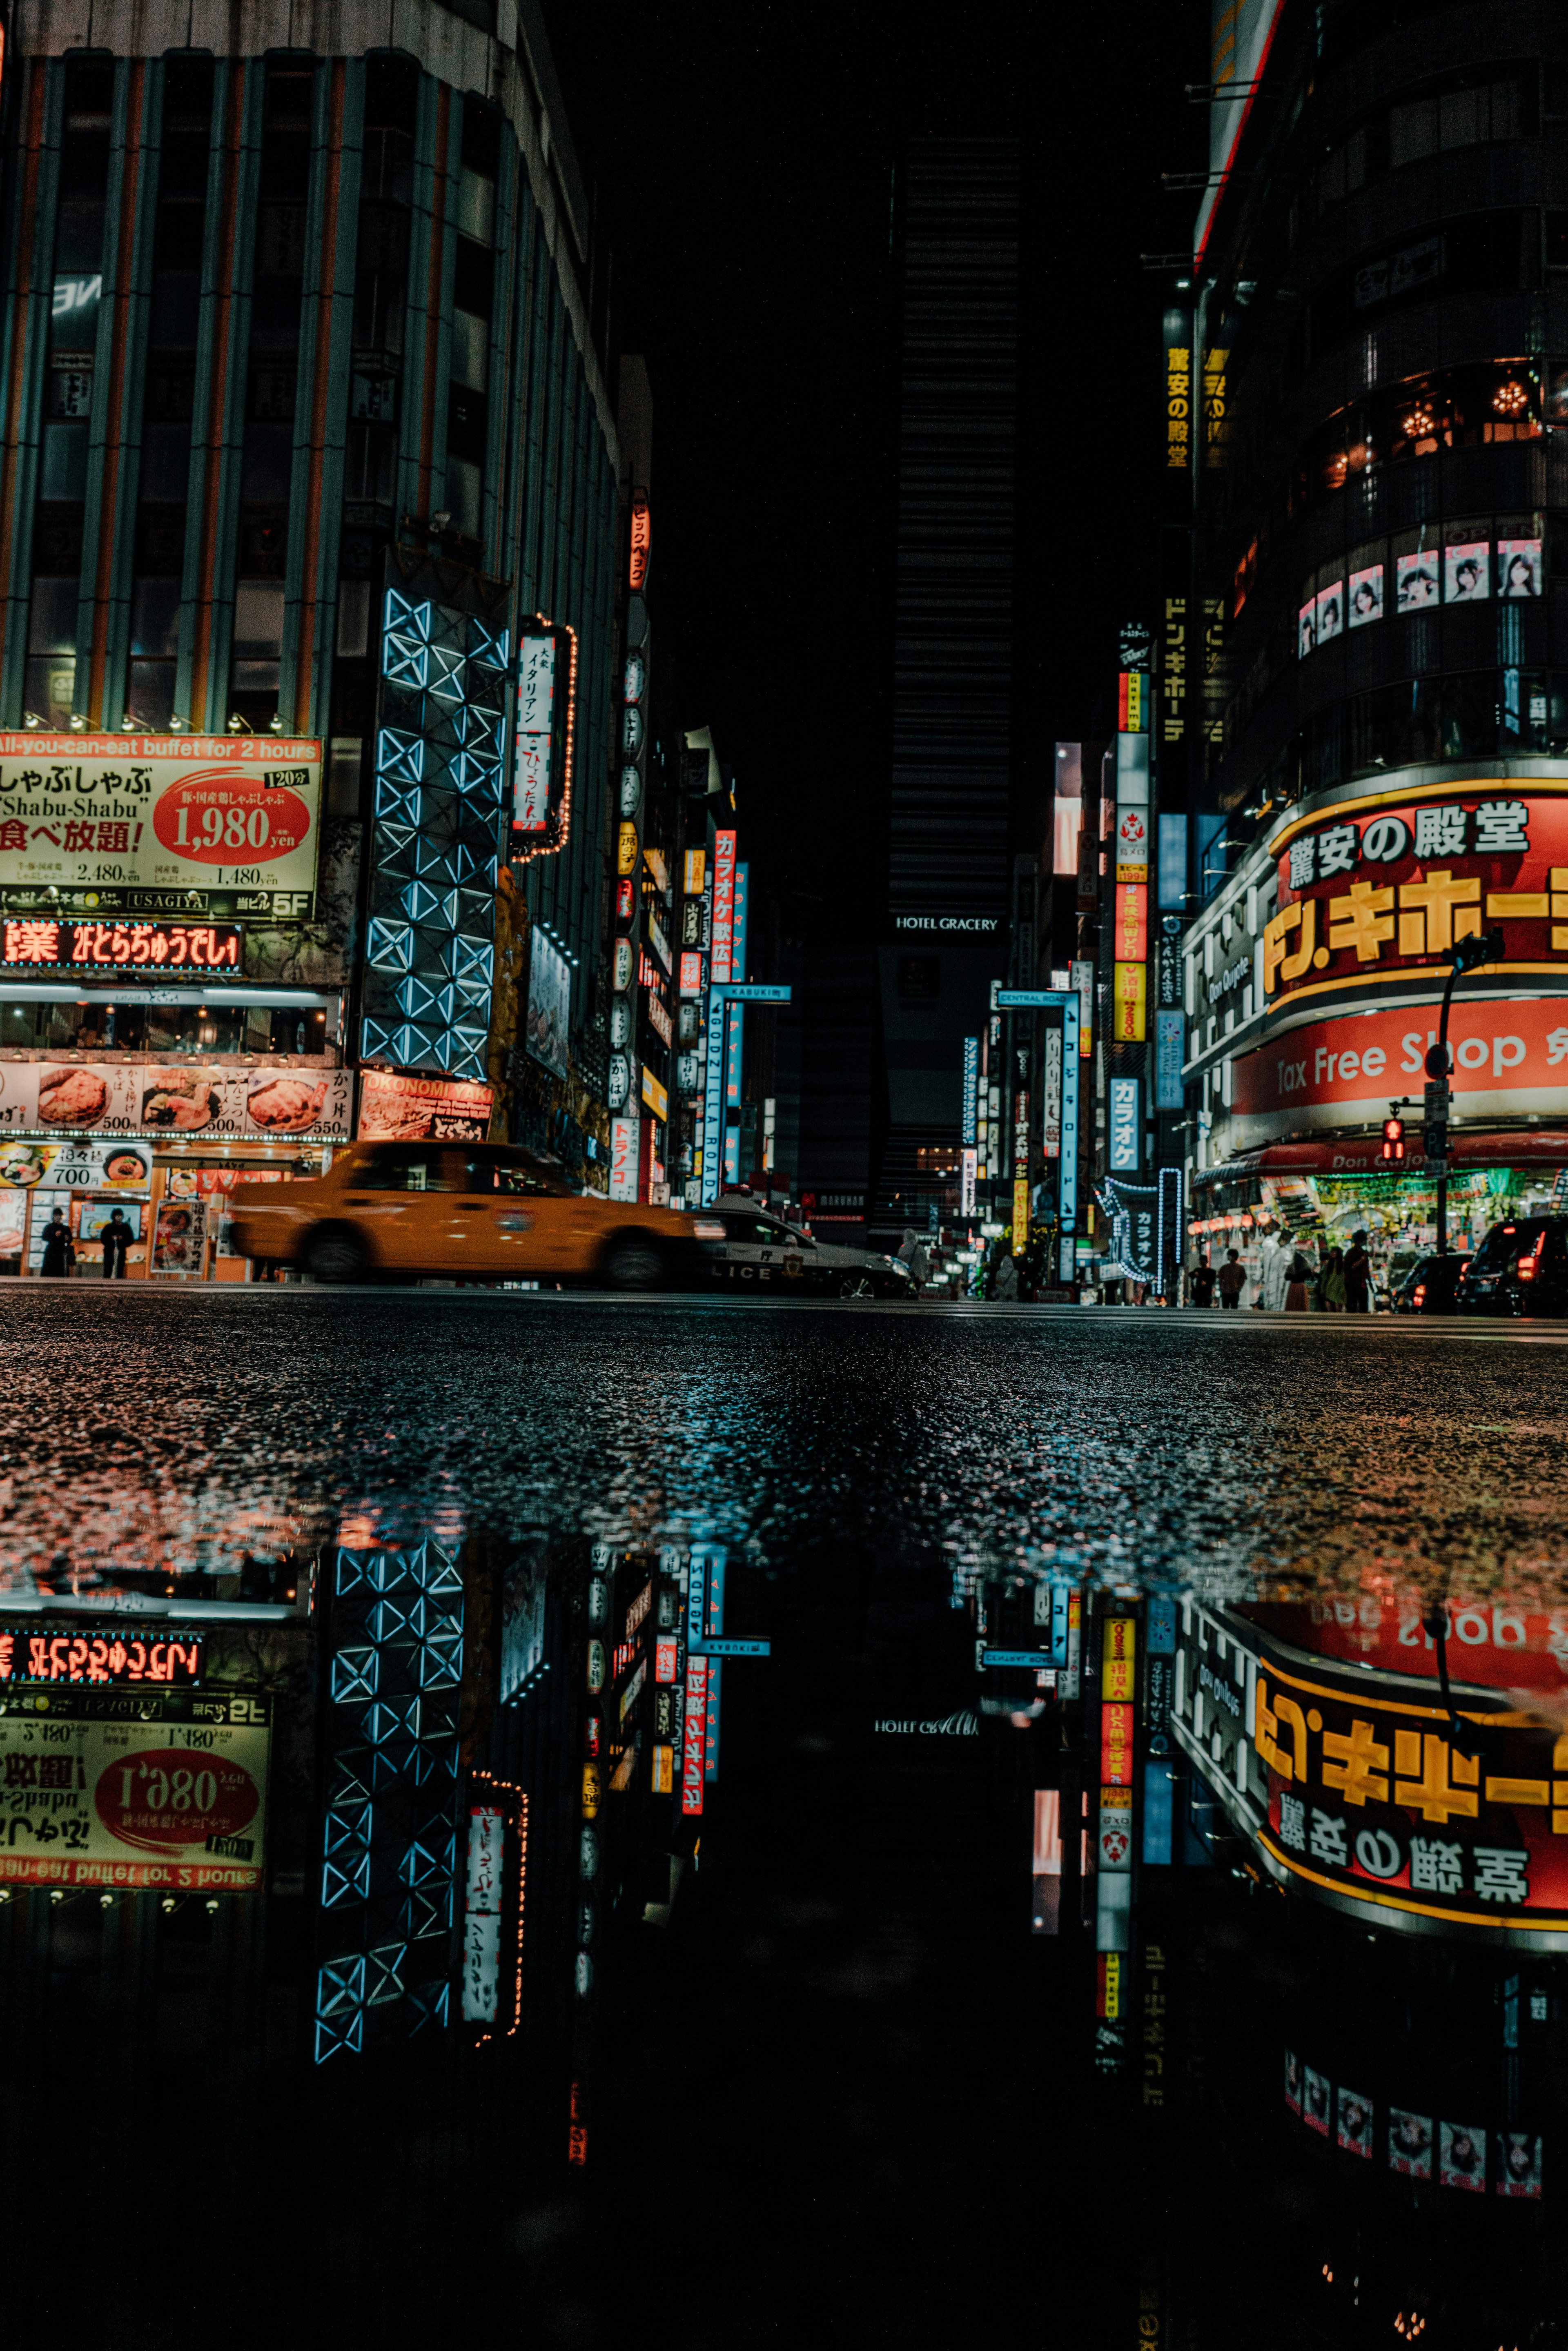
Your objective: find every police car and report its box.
[695,1192,913,1298]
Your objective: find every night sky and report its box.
[543,0,1210,933]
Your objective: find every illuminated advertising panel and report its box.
[525,928,571,1080]
[513,623,577,841]
[1194,0,1285,263]
[1114,882,1147,964]
[1264,786,1568,1012]
[0,1060,352,1140]
[0,1687,268,1890]
[1111,961,1147,1042]
[0,1626,201,1685]
[0,734,323,919]
[1174,1598,1568,1942]
[357,1068,493,1142]
[711,831,736,982]
[0,917,241,971]
[1231,994,1568,1142]
[462,1804,504,2024]
[609,1116,639,1201]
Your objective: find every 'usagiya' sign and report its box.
[1263,785,1568,1011]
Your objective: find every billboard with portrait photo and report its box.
[1315,580,1343,644]
[1444,541,1490,603]
[1439,2119,1486,2191]
[1388,2108,1432,2177]
[1297,599,1315,658]
[1497,539,1543,599]
[1336,2085,1374,2156]
[1396,551,1439,611]
[1348,564,1383,627]
[525,927,571,1080]
[1303,2064,1331,2136]
[1496,2131,1542,2198]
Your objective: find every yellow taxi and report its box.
[229,1140,709,1288]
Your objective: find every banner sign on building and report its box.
[0,917,242,972]
[462,1804,505,2024]
[514,624,577,838]
[1265,788,1568,1011]
[711,831,737,982]
[358,1069,493,1142]
[1042,1030,1062,1156]
[525,929,571,1079]
[1109,1078,1139,1171]
[1154,1010,1185,1110]
[609,1116,639,1201]
[962,1036,979,1146]
[1174,1595,1568,1939]
[0,1687,269,1890]
[0,735,323,920]
[0,1060,352,1141]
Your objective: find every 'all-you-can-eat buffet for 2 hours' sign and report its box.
[0,735,323,919]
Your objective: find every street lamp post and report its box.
[1427,926,1504,1258]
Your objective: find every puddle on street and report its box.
[1,1293,1566,2348]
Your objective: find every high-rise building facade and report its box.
[1175,0,1568,1285]
[0,3,620,1248]
[875,135,1021,1234]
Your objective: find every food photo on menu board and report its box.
[357,1068,495,1142]
[0,1062,353,1139]
[0,1139,151,1189]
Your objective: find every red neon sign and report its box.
[628,497,651,591]
[2,918,241,970]
[0,1630,202,1686]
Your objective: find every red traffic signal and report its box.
[1381,1116,1405,1163]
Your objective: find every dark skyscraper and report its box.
[875,136,1023,1233]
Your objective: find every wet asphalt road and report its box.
[10,1291,1568,2349]
[5,1285,1568,1602]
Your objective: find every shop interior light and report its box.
[1493,378,1528,415]
[1401,403,1435,438]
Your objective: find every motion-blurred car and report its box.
[1454,1216,1568,1316]
[230,1141,702,1287]
[699,1193,913,1298]
[1389,1251,1471,1314]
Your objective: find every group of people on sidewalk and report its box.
[36,1206,133,1278]
[1189,1229,1373,1313]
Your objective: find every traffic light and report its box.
[1381,1116,1405,1163]
[1452,925,1506,976]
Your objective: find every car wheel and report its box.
[304,1223,370,1285]
[604,1232,666,1290]
[839,1275,875,1300]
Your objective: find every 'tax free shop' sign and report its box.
[1235,996,1568,1118]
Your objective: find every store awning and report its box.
[1194,1133,1568,1186]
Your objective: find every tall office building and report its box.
[0,2,619,1151]
[874,135,1023,1232]
[1175,1,1568,1265]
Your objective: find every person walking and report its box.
[1216,1249,1247,1309]
[1344,1230,1371,1314]
[991,1251,1018,1302]
[100,1207,131,1278]
[1260,1231,1290,1311]
[1190,1256,1216,1308]
[1323,1246,1348,1311]
[38,1207,73,1278]
[1284,1246,1313,1311]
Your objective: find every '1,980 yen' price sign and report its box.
[0,735,323,920]
[0,1692,270,1891]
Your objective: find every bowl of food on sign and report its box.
[141,1070,220,1131]
[155,1206,194,1265]
[0,1145,51,1185]
[165,1167,198,1198]
[38,1067,108,1126]
[247,1075,330,1131]
[103,1149,149,1186]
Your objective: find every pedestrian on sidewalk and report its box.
[38,1207,73,1278]
[1259,1231,1290,1311]
[1344,1230,1371,1313]
[1216,1249,1247,1309]
[1322,1245,1348,1311]
[1284,1246,1313,1311]
[1190,1256,1216,1308]
[100,1207,131,1278]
